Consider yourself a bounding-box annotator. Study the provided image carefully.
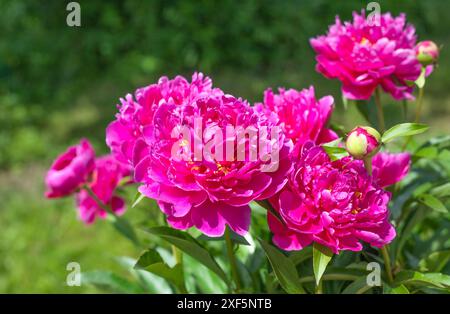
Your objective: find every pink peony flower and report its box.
[310,11,421,100]
[76,155,131,224]
[268,142,396,254]
[372,152,411,188]
[106,73,216,164]
[256,86,337,145]
[123,74,293,237]
[45,139,95,198]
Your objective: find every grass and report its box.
[0,164,138,293]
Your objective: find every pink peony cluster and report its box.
[256,86,337,145]
[44,139,130,224]
[310,11,421,100]
[46,8,424,257]
[107,73,293,237]
[268,142,409,253]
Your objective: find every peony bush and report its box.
[45,11,449,294]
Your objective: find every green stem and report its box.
[84,185,116,216]
[84,185,140,247]
[225,227,241,292]
[363,157,373,176]
[315,280,323,294]
[374,88,385,133]
[414,87,425,123]
[402,87,425,150]
[381,246,394,284]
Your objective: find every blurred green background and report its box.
[0,0,449,292]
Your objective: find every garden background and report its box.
[0,0,449,293]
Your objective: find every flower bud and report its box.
[346,126,381,160]
[416,41,439,66]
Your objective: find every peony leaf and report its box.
[394,271,450,289]
[134,248,186,292]
[418,194,448,214]
[383,284,410,294]
[381,123,429,143]
[258,239,305,294]
[322,146,349,161]
[341,277,373,294]
[132,192,146,208]
[419,250,450,273]
[415,67,426,89]
[81,271,145,293]
[107,214,140,246]
[144,226,229,285]
[313,242,334,286]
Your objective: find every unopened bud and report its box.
[346,126,381,160]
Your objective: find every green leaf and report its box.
[419,250,450,273]
[313,242,334,285]
[342,95,349,110]
[107,214,140,246]
[144,226,229,285]
[134,249,185,292]
[384,284,410,294]
[183,255,228,293]
[415,67,426,88]
[342,277,373,294]
[258,239,305,294]
[323,137,343,147]
[322,146,349,161]
[289,246,313,265]
[431,183,450,198]
[197,231,250,246]
[132,192,146,208]
[381,123,429,143]
[115,256,172,293]
[81,271,144,293]
[414,146,439,159]
[418,194,448,213]
[394,271,450,289]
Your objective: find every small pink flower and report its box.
[76,155,131,224]
[45,139,95,198]
[256,86,337,145]
[346,126,381,159]
[310,11,421,100]
[268,142,396,254]
[372,152,411,188]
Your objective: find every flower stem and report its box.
[374,88,385,133]
[84,185,116,216]
[381,245,394,284]
[315,280,323,294]
[402,87,425,150]
[414,87,425,123]
[363,157,373,176]
[225,227,241,292]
